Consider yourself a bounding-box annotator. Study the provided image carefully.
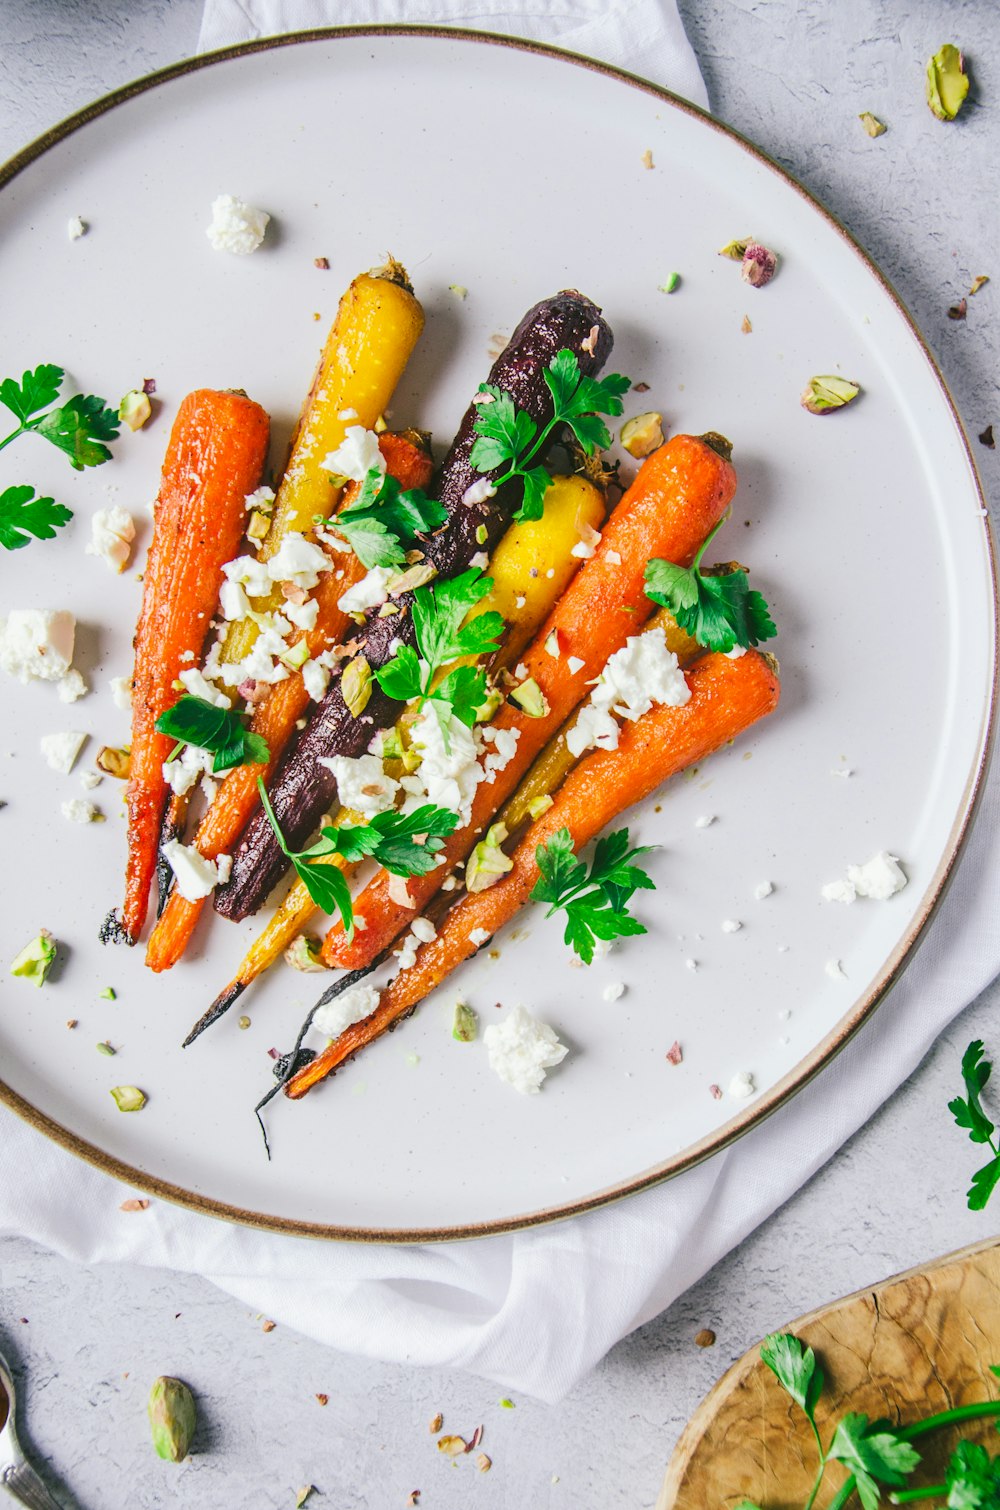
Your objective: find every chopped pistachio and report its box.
[295,1488,315,1509]
[621,411,665,459]
[380,728,404,763]
[800,375,861,415]
[544,630,560,659]
[475,523,488,545]
[119,389,152,431]
[99,987,116,1000]
[740,314,753,335]
[509,678,548,718]
[96,1040,116,1056]
[247,509,270,541]
[341,656,372,718]
[718,237,752,260]
[429,1413,444,1433]
[926,43,969,121]
[499,1397,515,1409]
[452,1001,479,1042]
[110,1085,147,1112]
[477,1453,492,1473]
[527,794,554,821]
[401,746,423,774]
[373,414,387,435]
[466,824,514,894]
[148,1376,196,1463]
[858,111,887,137]
[658,272,680,293]
[474,685,503,723]
[741,242,778,288]
[283,934,326,972]
[437,1435,467,1456]
[279,640,311,670]
[641,148,654,169]
[377,601,400,617]
[948,297,968,321]
[970,275,990,296]
[10,930,56,988]
[97,745,131,779]
[449,284,468,299]
[387,561,438,596]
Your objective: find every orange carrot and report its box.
[321,431,737,971]
[144,431,432,972]
[287,648,780,1098]
[120,390,270,944]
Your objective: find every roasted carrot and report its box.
[321,432,737,970]
[145,432,432,973]
[118,389,270,944]
[220,263,425,676]
[184,472,607,1014]
[286,648,781,1098]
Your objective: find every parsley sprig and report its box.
[530,827,655,964]
[0,364,119,470]
[334,468,447,569]
[645,515,776,654]
[470,348,630,522]
[376,568,504,728]
[949,1040,1000,1211]
[0,484,72,551]
[257,777,458,934]
[155,695,271,774]
[738,1332,1000,1510]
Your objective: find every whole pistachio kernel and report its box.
[452,1001,479,1043]
[148,1376,197,1462]
[621,412,665,460]
[340,655,372,718]
[800,375,861,415]
[110,1085,147,1112]
[119,389,152,432]
[718,237,752,260]
[926,43,969,121]
[858,111,887,137]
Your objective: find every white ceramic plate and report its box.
[0,29,993,1240]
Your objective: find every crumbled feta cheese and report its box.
[179,650,195,663]
[109,674,133,710]
[337,408,358,422]
[178,668,231,708]
[694,814,715,829]
[830,767,854,779]
[754,880,774,899]
[206,194,269,255]
[602,981,626,1002]
[685,958,698,971]
[222,553,272,597]
[58,669,88,703]
[319,753,398,817]
[323,426,385,482]
[484,1005,568,1094]
[729,1070,755,1099]
[469,927,490,948]
[301,656,331,702]
[0,610,75,684]
[161,839,229,900]
[40,730,86,774]
[565,627,689,758]
[162,742,215,796]
[461,477,496,507]
[394,929,422,971]
[605,549,622,565]
[469,551,489,570]
[79,769,102,790]
[825,958,847,981]
[822,851,907,904]
[285,597,319,632]
[85,506,135,572]
[410,916,436,944]
[480,725,520,784]
[61,797,100,823]
[721,918,742,933]
[567,656,585,675]
[219,579,251,621]
[725,645,747,660]
[566,703,620,758]
[244,485,275,512]
[400,705,481,824]
[67,215,86,240]
[266,535,331,592]
[570,539,595,559]
[338,566,391,615]
[312,982,380,1040]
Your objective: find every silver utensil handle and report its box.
[1,1459,63,1510]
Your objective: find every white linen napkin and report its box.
[0,1,996,1404]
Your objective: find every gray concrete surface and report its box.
[1,3,998,1507]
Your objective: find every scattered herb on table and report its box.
[375,567,504,728]
[333,469,447,569]
[736,1330,1000,1510]
[0,363,119,469]
[530,826,655,964]
[257,777,458,935]
[155,695,271,774]
[949,1040,1000,1211]
[645,517,776,654]
[470,348,630,521]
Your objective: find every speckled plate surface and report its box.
[0,29,993,1240]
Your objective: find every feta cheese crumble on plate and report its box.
[484,1005,568,1094]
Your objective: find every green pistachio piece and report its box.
[379,727,404,762]
[295,1488,315,1509]
[283,934,327,973]
[148,1376,196,1463]
[10,930,56,987]
[110,1085,147,1112]
[279,640,311,670]
[387,561,437,596]
[527,794,555,821]
[119,390,152,432]
[474,685,503,723]
[96,1041,116,1057]
[475,523,488,545]
[448,284,468,300]
[452,1001,479,1043]
[718,237,752,260]
[621,412,665,460]
[858,111,887,137]
[658,272,681,293]
[340,656,372,718]
[247,509,270,541]
[465,823,514,894]
[926,44,969,121]
[509,677,549,718]
[97,745,131,779]
[99,987,117,1000]
[800,375,861,415]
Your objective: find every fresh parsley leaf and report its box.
[530,825,655,964]
[155,695,271,774]
[760,1333,825,1423]
[944,1438,1000,1509]
[335,469,447,569]
[34,392,120,469]
[376,569,503,728]
[376,643,424,704]
[827,1413,920,1509]
[471,348,630,522]
[968,1157,1000,1213]
[645,519,777,655]
[0,364,64,424]
[0,484,72,551]
[950,1041,1000,1211]
[434,664,490,727]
